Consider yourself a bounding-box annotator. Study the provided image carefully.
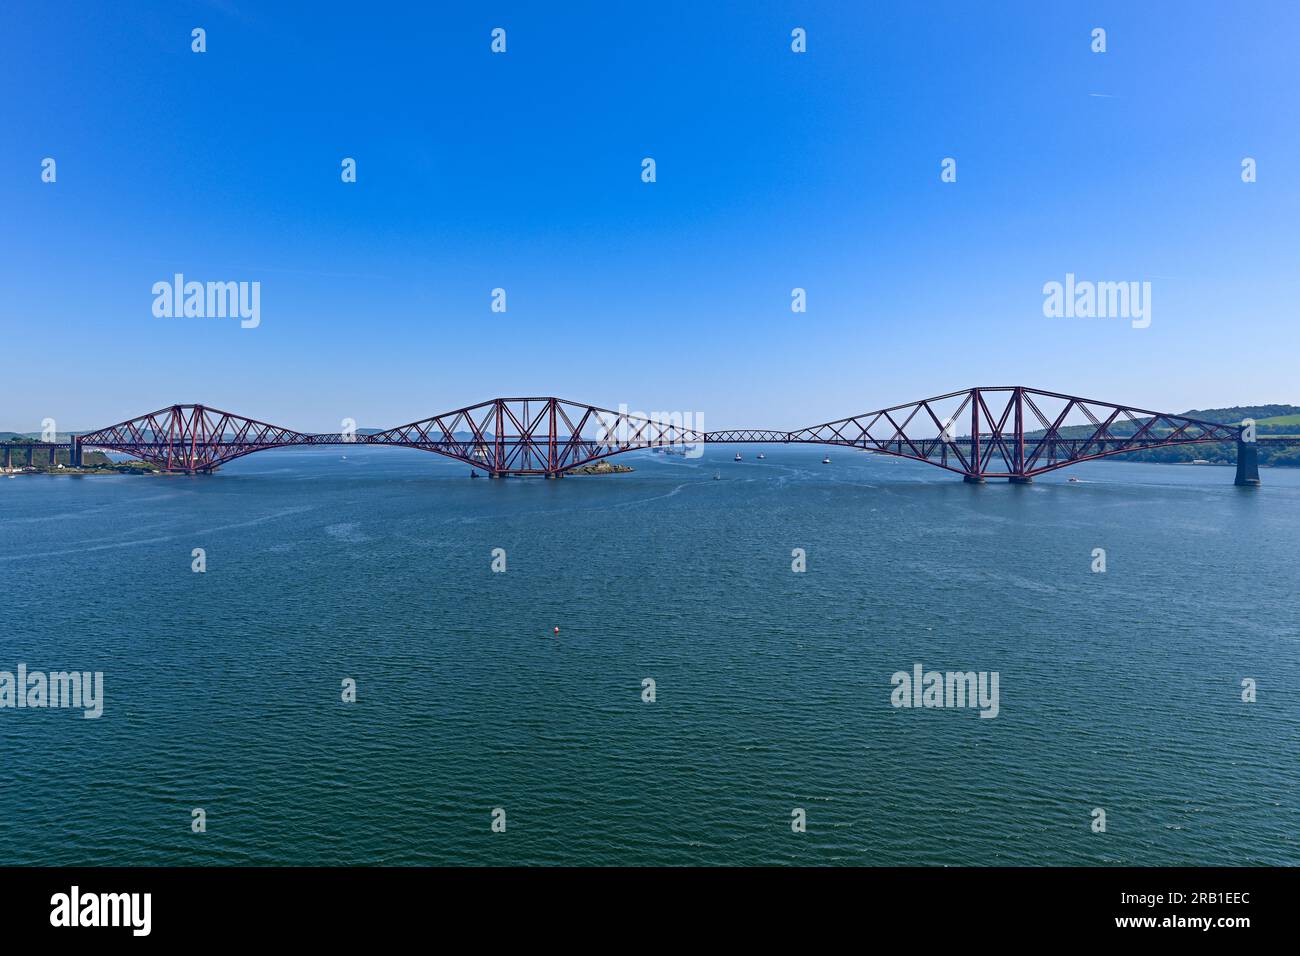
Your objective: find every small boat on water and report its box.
[822,455,832,464]
[756,452,765,459]
[713,472,721,480]
[734,453,742,461]
[1067,476,1080,483]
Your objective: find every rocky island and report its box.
[568,461,633,475]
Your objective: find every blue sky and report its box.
[2,1,1297,432]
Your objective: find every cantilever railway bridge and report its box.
[5,387,1284,487]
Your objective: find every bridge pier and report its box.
[1008,476,1032,484]
[1235,439,1260,487]
[962,474,985,484]
[3,445,9,469]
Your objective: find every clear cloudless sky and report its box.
[2,1,1297,432]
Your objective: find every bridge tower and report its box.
[1007,385,1033,483]
[962,387,986,483]
[1235,439,1260,487]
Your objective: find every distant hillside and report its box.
[1179,404,1300,428]
[1254,412,1300,427]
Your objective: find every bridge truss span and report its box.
[366,398,706,476]
[76,398,707,477]
[774,387,1243,482]
[66,387,1264,485]
[76,404,312,473]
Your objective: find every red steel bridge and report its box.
[9,387,1282,486]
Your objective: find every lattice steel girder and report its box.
[764,387,1240,478]
[76,404,312,473]
[73,389,1245,477]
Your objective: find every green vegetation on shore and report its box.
[1,440,156,474]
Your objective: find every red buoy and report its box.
[553,626,559,635]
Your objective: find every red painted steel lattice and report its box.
[75,388,1243,478]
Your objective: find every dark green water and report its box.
[1,448,1297,865]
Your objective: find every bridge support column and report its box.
[962,474,985,484]
[1008,476,1032,484]
[71,437,81,468]
[3,446,10,469]
[48,446,56,465]
[1234,440,1260,487]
